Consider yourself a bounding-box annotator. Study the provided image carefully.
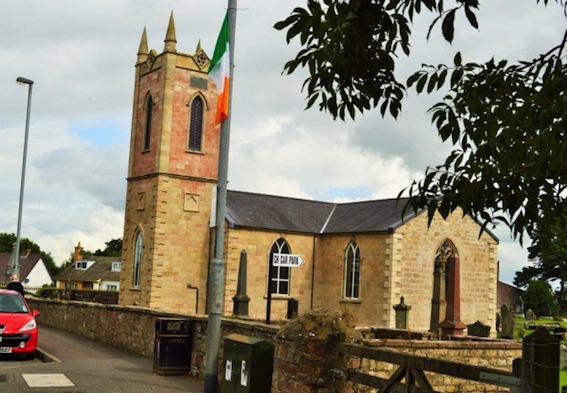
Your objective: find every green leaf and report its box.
[450,68,463,87]
[427,72,439,93]
[407,72,422,87]
[416,73,428,93]
[437,69,448,89]
[464,6,479,29]
[454,52,462,67]
[442,10,456,43]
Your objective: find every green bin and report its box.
[221,333,274,393]
[153,318,192,375]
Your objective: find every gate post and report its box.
[521,327,560,393]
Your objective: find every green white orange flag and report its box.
[208,13,230,125]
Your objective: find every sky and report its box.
[0,1,564,285]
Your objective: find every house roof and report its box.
[0,252,49,284]
[54,257,121,283]
[225,190,417,234]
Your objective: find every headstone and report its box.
[496,311,501,333]
[467,320,491,337]
[500,304,515,339]
[525,309,535,323]
[393,296,412,330]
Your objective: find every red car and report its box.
[0,289,40,356]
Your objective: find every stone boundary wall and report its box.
[27,298,279,377]
[358,339,522,392]
[28,299,522,391]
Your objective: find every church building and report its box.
[118,14,499,333]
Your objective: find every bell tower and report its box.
[119,13,219,314]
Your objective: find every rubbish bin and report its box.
[222,333,274,393]
[153,318,192,375]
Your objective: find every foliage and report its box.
[522,280,556,316]
[94,238,122,257]
[514,212,567,308]
[0,232,60,277]
[275,0,567,241]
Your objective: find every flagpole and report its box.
[204,1,237,392]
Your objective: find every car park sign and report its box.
[272,253,304,267]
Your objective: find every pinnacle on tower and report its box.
[164,11,177,52]
[137,27,149,64]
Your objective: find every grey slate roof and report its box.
[54,256,121,283]
[226,190,417,234]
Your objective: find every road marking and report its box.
[22,373,74,387]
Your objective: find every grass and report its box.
[513,316,567,340]
[512,316,567,389]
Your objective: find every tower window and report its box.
[188,96,204,151]
[133,232,143,288]
[143,95,153,151]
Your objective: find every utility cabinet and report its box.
[221,333,274,393]
[153,318,192,375]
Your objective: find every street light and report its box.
[13,76,34,278]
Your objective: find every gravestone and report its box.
[393,297,411,330]
[467,320,491,337]
[525,309,535,323]
[500,304,515,339]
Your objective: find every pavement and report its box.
[0,324,204,392]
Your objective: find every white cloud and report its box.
[0,0,560,282]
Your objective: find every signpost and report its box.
[266,253,304,324]
[272,253,304,267]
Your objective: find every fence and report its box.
[335,328,565,392]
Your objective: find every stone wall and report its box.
[356,339,522,392]
[28,298,278,377]
[28,299,521,392]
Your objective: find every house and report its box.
[54,243,121,292]
[0,251,53,289]
[117,14,500,333]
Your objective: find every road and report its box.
[0,324,204,392]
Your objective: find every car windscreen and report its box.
[0,294,29,313]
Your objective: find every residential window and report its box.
[344,242,360,299]
[188,96,204,151]
[75,261,87,269]
[269,238,291,296]
[133,233,143,288]
[143,95,153,151]
[111,262,122,272]
[106,284,118,291]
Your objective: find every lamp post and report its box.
[13,76,34,278]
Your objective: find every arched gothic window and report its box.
[343,242,360,299]
[133,232,143,288]
[143,95,153,151]
[188,96,204,151]
[269,238,290,295]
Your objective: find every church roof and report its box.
[225,190,417,235]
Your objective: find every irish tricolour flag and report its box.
[209,13,230,125]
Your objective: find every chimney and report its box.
[74,242,84,262]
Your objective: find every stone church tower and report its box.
[119,13,219,314]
